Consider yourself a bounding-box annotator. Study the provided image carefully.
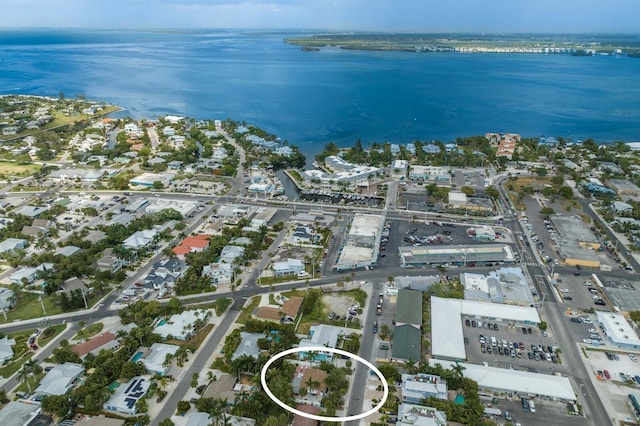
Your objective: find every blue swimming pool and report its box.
[132,351,144,362]
[158,319,167,326]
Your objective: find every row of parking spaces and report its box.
[489,396,585,426]
[464,319,563,372]
[379,220,392,256]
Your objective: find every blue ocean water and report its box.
[1,29,639,159]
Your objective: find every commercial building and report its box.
[460,267,535,306]
[596,311,640,349]
[448,191,467,209]
[392,289,422,362]
[429,359,576,402]
[430,296,540,361]
[409,166,450,181]
[123,198,149,213]
[128,173,173,187]
[272,258,304,276]
[397,404,447,426]
[334,214,385,271]
[401,374,448,403]
[250,207,277,227]
[550,215,601,267]
[399,244,516,268]
[607,179,640,197]
[391,160,409,179]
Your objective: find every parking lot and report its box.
[372,290,398,361]
[488,397,585,426]
[463,317,567,375]
[557,274,611,313]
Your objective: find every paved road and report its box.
[345,282,381,424]
[151,308,241,425]
[1,324,77,392]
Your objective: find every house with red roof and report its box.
[172,234,210,260]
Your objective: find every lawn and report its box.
[73,322,104,341]
[0,328,37,378]
[37,324,66,346]
[0,161,41,178]
[0,292,61,324]
[236,296,261,324]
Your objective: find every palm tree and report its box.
[451,362,466,381]
[17,365,32,393]
[207,371,217,385]
[305,377,321,395]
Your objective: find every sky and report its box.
[0,0,638,33]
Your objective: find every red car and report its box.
[603,370,611,379]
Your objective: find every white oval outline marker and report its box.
[260,345,389,422]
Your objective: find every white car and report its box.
[560,288,570,293]
[582,338,593,344]
[581,317,593,324]
[588,328,598,333]
[582,281,592,286]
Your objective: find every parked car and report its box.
[604,370,611,379]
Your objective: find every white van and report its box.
[528,399,536,413]
[491,336,497,347]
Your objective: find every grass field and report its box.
[0,161,41,177]
[236,296,261,324]
[0,292,62,324]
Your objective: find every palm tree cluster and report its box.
[17,358,42,394]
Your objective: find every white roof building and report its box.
[103,376,149,415]
[153,310,200,340]
[597,311,640,349]
[429,359,576,401]
[123,229,158,251]
[0,402,42,426]
[220,245,245,264]
[202,262,233,285]
[232,332,263,360]
[34,362,84,396]
[272,258,304,276]
[397,403,447,426]
[431,296,540,361]
[0,336,16,362]
[298,324,343,350]
[138,343,179,375]
[0,238,26,253]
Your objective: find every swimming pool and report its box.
[158,319,167,326]
[132,351,144,362]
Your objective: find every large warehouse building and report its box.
[398,244,516,268]
[430,296,540,361]
[549,215,601,268]
[334,214,384,271]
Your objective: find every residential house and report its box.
[400,373,448,403]
[123,229,158,251]
[143,258,186,290]
[97,248,126,273]
[296,368,327,397]
[219,245,245,264]
[153,310,200,340]
[272,258,304,276]
[60,277,88,295]
[292,404,321,426]
[13,206,49,218]
[0,238,27,253]
[0,402,42,426]
[109,213,135,226]
[172,235,210,260]
[136,343,179,375]
[0,288,16,312]
[148,157,166,166]
[0,336,16,362]
[255,296,304,324]
[72,332,119,360]
[167,160,184,170]
[55,246,82,257]
[201,262,233,285]
[292,225,315,245]
[607,179,640,197]
[10,263,54,285]
[612,201,633,214]
[231,332,263,360]
[298,324,343,362]
[103,376,149,415]
[34,362,84,396]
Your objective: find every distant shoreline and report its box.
[285,33,640,56]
